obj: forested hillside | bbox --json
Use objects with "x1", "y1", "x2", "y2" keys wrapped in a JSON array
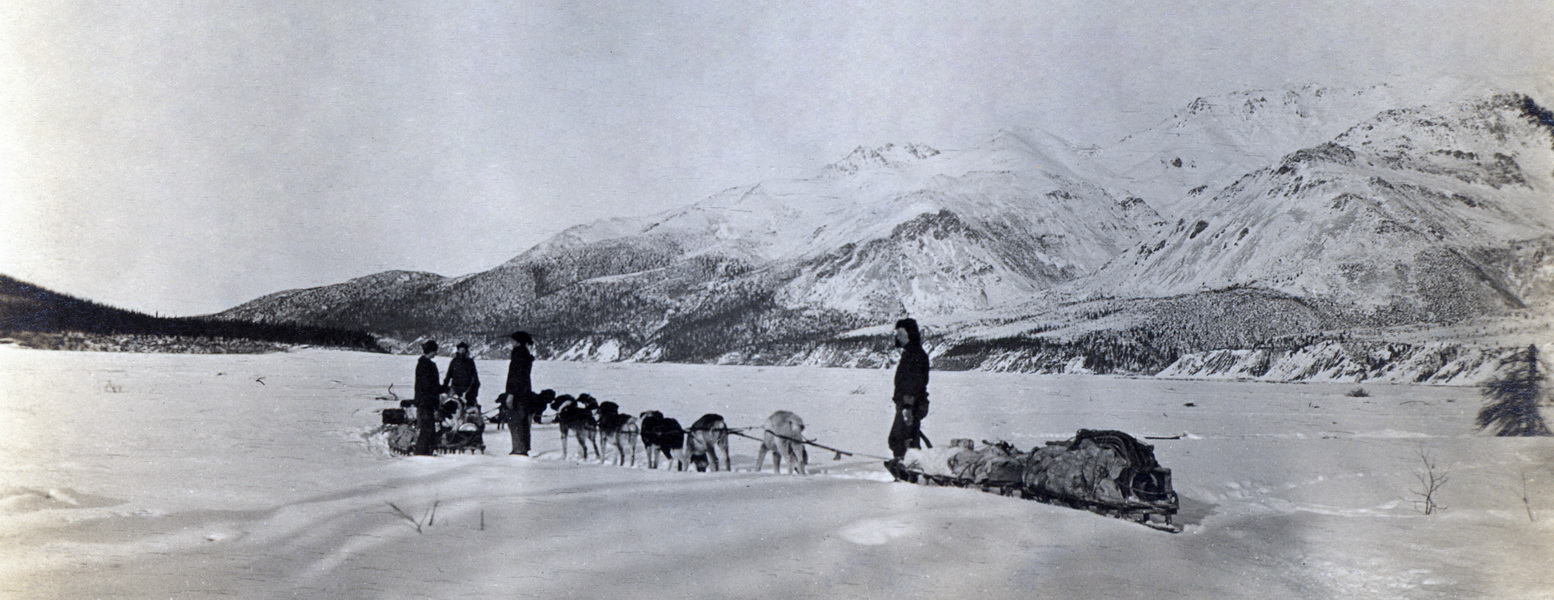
[{"x1": 0, "y1": 275, "x2": 382, "y2": 353}]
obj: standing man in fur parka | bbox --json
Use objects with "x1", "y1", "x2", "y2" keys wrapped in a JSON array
[
  {"x1": 443, "y1": 341, "x2": 481, "y2": 404},
  {"x1": 413, "y1": 339, "x2": 447, "y2": 456},
  {"x1": 504, "y1": 331, "x2": 535, "y2": 456},
  {"x1": 889, "y1": 318, "x2": 931, "y2": 460}
]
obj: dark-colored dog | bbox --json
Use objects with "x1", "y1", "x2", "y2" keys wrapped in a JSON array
[
  {"x1": 638, "y1": 410, "x2": 686, "y2": 471},
  {"x1": 492, "y1": 393, "x2": 512, "y2": 430},
  {"x1": 531, "y1": 389, "x2": 557, "y2": 424},
  {"x1": 551, "y1": 394, "x2": 599, "y2": 460},
  {"x1": 596, "y1": 401, "x2": 640, "y2": 466},
  {"x1": 685, "y1": 413, "x2": 731, "y2": 472}
]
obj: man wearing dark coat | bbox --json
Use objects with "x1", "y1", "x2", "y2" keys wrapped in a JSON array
[
  {"x1": 443, "y1": 342, "x2": 480, "y2": 403},
  {"x1": 888, "y1": 318, "x2": 930, "y2": 460},
  {"x1": 505, "y1": 331, "x2": 535, "y2": 456},
  {"x1": 413, "y1": 340, "x2": 447, "y2": 456}
]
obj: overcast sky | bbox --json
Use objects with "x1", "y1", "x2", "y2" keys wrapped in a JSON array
[{"x1": 3, "y1": 1, "x2": 1551, "y2": 315}]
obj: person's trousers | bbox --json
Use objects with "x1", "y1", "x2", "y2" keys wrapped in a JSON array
[
  {"x1": 509, "y1": 407, "x2": 532, "y2": 455},
  {"x1": 414, "y1": 398, "x2": 438, "y2": 455},
  {"x1": 888, "y1": 407, "x2": 921, "y2": 459}
]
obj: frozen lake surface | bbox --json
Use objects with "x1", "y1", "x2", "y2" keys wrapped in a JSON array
[{"x1": 2, "y1": 346, "x2": 1551, "y2": 598}]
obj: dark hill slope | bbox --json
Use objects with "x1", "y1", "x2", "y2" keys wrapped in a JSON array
[{"x1": 0, "y1": 274, "x2": 382, "y2": 352}]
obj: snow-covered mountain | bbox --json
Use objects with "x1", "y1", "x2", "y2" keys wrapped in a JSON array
[
  {"x1": 495, "y1": 130, "x2": 1157, "y2": 318},
  {"x1": 1095, "y1": 84, "x2": 1415, "y2": 218},
  {"x1": 219, "y1": 84, "x2": 1554, "y2": 378},
  {"x1": 1086, "y1": 91, "x2": 1554, "y2": 324},
  {"x1": 223, "y1": 128, "x2": 1162, "y2": 357}
]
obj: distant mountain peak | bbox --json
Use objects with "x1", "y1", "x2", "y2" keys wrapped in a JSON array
[
  {"x1": 820, "y1": 142, "x2": 940, "y2": 176},
  {"x1": 1173, "y1": 84, "x2": 1396, "y2": 121},
  {"x1": 1086, "y1": 84, "x2": 1554, "y2": 323}
]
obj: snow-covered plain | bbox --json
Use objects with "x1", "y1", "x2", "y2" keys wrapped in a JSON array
[{"x1": 3, "y1": 346, "x2": 1551, "y2": 599}]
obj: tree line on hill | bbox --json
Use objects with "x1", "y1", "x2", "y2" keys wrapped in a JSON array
[{"x1": 0, "y1": 274, "x2": 382, "y2": 352}]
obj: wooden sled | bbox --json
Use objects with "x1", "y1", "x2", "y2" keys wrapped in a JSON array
[
  {"x1": 380, "y1": 399, "x2": 487, "y2": 455},
  {"x1": 884, "y1": 429, "x2": 1180, "y2": 533}
]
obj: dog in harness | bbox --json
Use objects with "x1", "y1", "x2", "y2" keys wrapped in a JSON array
[
  {"x1": 685, "y1": 413, "x2": 731, "y2": 472},
  {"x1": 596, "y1": 401, "x2": 640, "y2": 466},
  {"x1": 638, "y1": 410, "x2": 686, "y2": 471},
  {"x1": 756, "y1": 410, "x2": 808, "y2": 475},
  {"x1": 551, "y1": 394, "x2": 600, "y2": 460}
]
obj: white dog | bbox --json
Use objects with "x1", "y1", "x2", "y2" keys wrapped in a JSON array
[{"x1": 755, "y1": 410, "x2": 808, "y2": 475}]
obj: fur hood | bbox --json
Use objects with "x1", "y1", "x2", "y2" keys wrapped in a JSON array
[{"x1": 895, "y1": 318, "x2": 922, "y2": 345}]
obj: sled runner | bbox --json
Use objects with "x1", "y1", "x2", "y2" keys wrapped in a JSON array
[
  {"x1": 884, "y1": 429, "x2": 1180, "y2": 533},
  {"x1": 380, "y1": 394, "x2": 487, "y2": 455}
]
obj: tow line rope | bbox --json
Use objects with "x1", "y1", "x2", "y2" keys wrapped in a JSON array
[{"x1": 463, "y1": 414, "x2": 893, "y2": 462}]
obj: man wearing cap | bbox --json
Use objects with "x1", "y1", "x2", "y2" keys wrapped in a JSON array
[
  {"x1": 888, "y1": 318, "x2": 931, "y2": 460},
  {"x1": 443, "y1": 342, "x2": 481, "y2": 404},
  {"x1": 413, "y1": 340, "x2": 447, "y2": 456},
  {"x1": 505, "y1": 331, "x2": 535, "y2": 456}
]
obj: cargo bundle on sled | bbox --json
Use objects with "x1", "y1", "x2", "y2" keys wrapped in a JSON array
[
  {"x1": 379, "y1": 394, "x2": 487, "y2": 455},
  {"x1": 884, "y1": 429, "x2": 1179, "y2": 532}
]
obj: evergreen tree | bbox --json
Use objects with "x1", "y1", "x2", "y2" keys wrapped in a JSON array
[{"x1": 1477, "y1": 345, "x2": 1552, "y2": 436}]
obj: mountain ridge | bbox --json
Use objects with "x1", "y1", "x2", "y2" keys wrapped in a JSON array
[{"x1": 215, "y1": 83, "x2": 1554, "y2": 381}]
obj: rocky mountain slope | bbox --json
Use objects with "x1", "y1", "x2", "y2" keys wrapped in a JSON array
[
  {"x1": 1086, "y1": 92, "x2": 1554, "y2": 323},
  {"x1": 1096, "y1": 84, "x2": 1414, "y2": 218},
  {"x1": 217, "y1": 85, "x2": 1554, "y2": 381}
]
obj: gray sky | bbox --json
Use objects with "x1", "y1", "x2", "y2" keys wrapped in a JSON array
[{"x1": 3, "y1": 1, "x2": 1551, "y2": 315}]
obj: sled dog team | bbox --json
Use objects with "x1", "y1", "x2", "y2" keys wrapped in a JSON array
[
  {"x1": 506, "y1": 390, "x2": 808, "y2": 475},
  {"x1": 412, "y1": 317, "x2": 928, "y2": 469}
]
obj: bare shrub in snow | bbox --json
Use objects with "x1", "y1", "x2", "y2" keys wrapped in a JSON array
[
  {"x1": 1412, "y1": 447, "x2": 1449, "y2": 515},
  {"x1": 387, "y1": 501, "x2": 439, "y2": 533}
]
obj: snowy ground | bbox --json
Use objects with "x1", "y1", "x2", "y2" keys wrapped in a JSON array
[{"x1": 2, "y1": 346, "x2": 1552, "y2": 599}]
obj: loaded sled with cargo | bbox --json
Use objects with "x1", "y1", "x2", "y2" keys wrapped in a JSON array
[
  {"x1": 379, "y1": 394, "x2": 488, "y2": 455},
  {"x1": 884, "y1": 429, "x2": 1180, "y2": 533}
]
